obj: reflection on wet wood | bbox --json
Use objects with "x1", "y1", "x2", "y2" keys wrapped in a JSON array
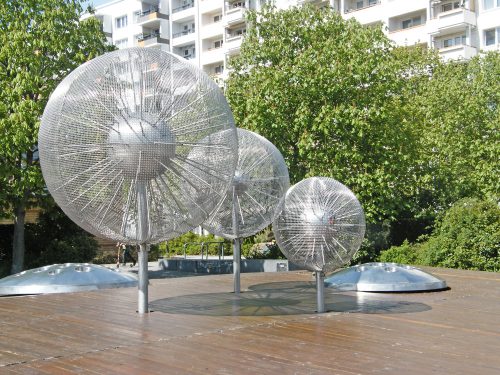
[{"x1": 0, "y1": 267, "x2": 499, "y2": 374}]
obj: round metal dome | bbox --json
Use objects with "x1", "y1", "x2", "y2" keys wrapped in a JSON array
[
  {"x1": 202, "y1": 128, "x2": 290, "y2": 239},
  {"x1": 325, "y1": 263, "x2": 447, "y2": 292},
  {"x1": 273, "y1": 177, "x2": 365, "y2": 273},
  {"x1": 0, "y1": 263, "x2": 137, "y2": 295},
  {"x1": 38, "y1": 48, "x2": 238, "y2": 244}
]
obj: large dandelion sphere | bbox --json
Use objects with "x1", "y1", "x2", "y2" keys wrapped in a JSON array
[
  {"x1": 202, "y1": 128, "x2": 290, "y2": 239},
  {"x1": 38, "y1": 48, "x2": 238, "y2": 244},
  {"x1": 273, "y1": 177, "x2": 365, "y2": 273}
]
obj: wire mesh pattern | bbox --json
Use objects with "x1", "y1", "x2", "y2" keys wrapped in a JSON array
[
  {"x1": 202, "y1": 129, "x2": 290, "y2": 239},
  {"x1": 273, "y1": 177, "x2": 365, "y2": 273},
  {"x1": 39, "y1": 48, "x2": 238, "y2": 244}
]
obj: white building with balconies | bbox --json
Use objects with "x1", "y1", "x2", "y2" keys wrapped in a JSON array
[{"x1": 85, "y1": 0, "x2": 500, "y2": 83}]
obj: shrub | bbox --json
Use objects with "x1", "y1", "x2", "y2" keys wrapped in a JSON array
[
  {"x1": 159, "y1": 231, "x2": 230, "y2": 258},
  {"x1": 420, "y1": 198, "x2": 499, "y2": 271},
  {"x1": 24, "y1": 205, "x2": 99, "y2": 269},
  {"x1": 379, "y1": 198, "x2": 500, "y2": 271},
  {"x1": 379, "y1": 240, "x2": 420, "y2": 264}
]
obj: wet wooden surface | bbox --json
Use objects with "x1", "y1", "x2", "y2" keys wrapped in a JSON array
[{"x1": 0, "y1": 267, "x2": 499, "y2": 374}]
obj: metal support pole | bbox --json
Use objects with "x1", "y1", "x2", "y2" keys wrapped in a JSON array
[
  {"x1": 316, "y1": 271, "x2": 325, "y2": 313},
  {"x1": 231, "y1": 186, "x2": 241, "y2": 294},
  {"x1": 233, "y1": 238, "x2": 241, "y2": 294},
  {"x1": 137, "y1": 182, "x2": 150, "y2": 314},
  {"x1": 138, "y1": 243, "x2": 149, "y2": 314}
]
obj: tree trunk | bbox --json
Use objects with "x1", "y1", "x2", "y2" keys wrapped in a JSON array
[{"x1": 11, "y1": 199, "x2": 26, "y2": 274}]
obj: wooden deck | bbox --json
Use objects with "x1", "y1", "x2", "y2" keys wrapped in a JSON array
[{"x1": 0, "y1": 267, "x2": 499, "y2": 374}]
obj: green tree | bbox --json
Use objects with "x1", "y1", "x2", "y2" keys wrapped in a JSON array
[
  {"x1": 226, "y1": 5, "x2": 440, "y2": 223},
  {"x1": 379, "y1": 198, "x2": 500, "y2": 272},
  {"x1": 415, "y1": 52, "x2": 500, "y2": 209},
  {"x1": 0, "y1": 0, "x2": 113, "y2": 274}
]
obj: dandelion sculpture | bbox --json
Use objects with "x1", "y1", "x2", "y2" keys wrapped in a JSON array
[
  {"x1": 273, "y1": 177, "x2": 365, "y2": 313},
  {"x1": 202, "y1": 128, "x2": 290, "y2": 293},
  {"x1": 38, "y1": 48, "x2": 238, "y2": 313}
]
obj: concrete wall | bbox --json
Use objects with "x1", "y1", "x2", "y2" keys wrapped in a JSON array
[{"x1": 159, "y1": 258, "x2": 304, "y2": 274}]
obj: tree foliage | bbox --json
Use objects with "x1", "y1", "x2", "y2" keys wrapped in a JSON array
[
  {"x1": 0, "y1": 201, "x2": 99, "y2": 278},
  {"x1": 226, "y1": 5, "x2": 440, "y2": 222},
  {"x1": 380, "y1": 198, "x2": 500, "y2": 272},
  {"x1": 414, "y1": 52, "x2": 500, "y2": 209},
  {"x1": 0, "y1": 0, "x2": 114, "y2": 273}
]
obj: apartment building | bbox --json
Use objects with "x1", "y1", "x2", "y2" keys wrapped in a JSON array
[
  {"x1": 340, "y1": 0, "x2": 500, "y2": 61},
  {"x1": 84, "y1": 0, "x2": 266, "y2": 85},
  {"x1": 85, "y1": 0, "x2": 500, "y2": 82}
]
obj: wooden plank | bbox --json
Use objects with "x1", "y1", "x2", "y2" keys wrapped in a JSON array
[{"x1": 0, "y1": 268, "x2": 499, "y2": 374}]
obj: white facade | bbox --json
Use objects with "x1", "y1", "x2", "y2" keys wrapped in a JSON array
[{"x1": 86, "y1": 0, "x2": 500, "y2": 82}]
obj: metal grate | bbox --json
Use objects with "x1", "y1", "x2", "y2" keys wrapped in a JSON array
[
  {"x1": 39, "y1": 48, "x2": 238, "y2": 244},
  {"x1": 274, "y1": 177, "x2": 366, "y2": 273},
  {"x1": 202, "y1": 128, "x2": 290, "y2": 239}
]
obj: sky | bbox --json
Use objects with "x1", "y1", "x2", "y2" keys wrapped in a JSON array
[{"x1": 82, "y1": 0, "x2": 112, "y2": 9}]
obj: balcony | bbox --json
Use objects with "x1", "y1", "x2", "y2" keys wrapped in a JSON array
[
  {"x1": 171, "y1": 1, "x2": 195, "y2": 22},
  {"x1": 388, "y1": 12, "x2": 427, "y2": 46},
  {"x1": 136, "y1": 32, "x2": 169, "y2": 47},
  {"x1": 224, "y1": 35, "x2": 242, "y2": 55},
  {"x1": 172, "y1": 1, "x2": 194, "y2": 14},
  {"x1": 171, "y1": 28, "x2": 196, "y2": 47},
  {"x1": 201, "y1": 47, "x2": 225, "y2": 65},
  {"x1": 343, "y1": 0, "x2": 383, "y2": 25},
  {"x1": 224, "y1": 1, "x2": 247, "y2": 25},
  {"x1": 172, "y1": 28, "x2": 195, "y2": 38},
  {"x1": 344, "y1": 0, "x2": 380, "y2": 14},
  {"x1": 428, "y1": 8, "x2": 476, "y2": 36},
  {"x1": 200, "y1": 0, "x2": 222, "y2": 14},
  {"x1": 438, "y1": 44, "x2": 477, "y2": 61},
  {"x1": 136, "y1": 8, "x2": 169, "y2": 27},
  {"x1": 201, "y1": 21, "x2": 223, "y2": 39},
  {"x1": 389, "y1": 24, "x2": 428, "y2": 46}
]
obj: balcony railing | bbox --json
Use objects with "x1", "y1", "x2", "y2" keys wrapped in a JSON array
[
  {"x1": 172, "y1": 1, "x2": 194, "y2": 13},
  {"x1": 226, "y1": 1, "x2": 246, "y2": 11},
  {"x1": 136, "y1": 31, "x2": 163, "y2": 42},
  {"x1": 172, "y1": 29, "x2": 195, "y2": 38},
  {"x1": 344, "y1": 0, "x2": 380, "y2": 14},
  {"x1": 137, "y1": 7, "x2": 159, "y2": 18}
]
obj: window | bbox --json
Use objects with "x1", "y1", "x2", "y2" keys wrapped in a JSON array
[
  {"x1": 115, "y1": 15, "x2": 128, "y2": 29},
  {"x1": 443, "y1": 34, "x2": 465, "y2": 48},
  {"x1": 215, "y1": 65, "x2": 224, "y2": 74},
  {"x1": 402, "y1": 16, "x2": 422, "y2": 29},
  {"x1": 213, "y1": 14, "x2": 222, "y2": 22},
  {"x1": 114, "y1": 38, "x2": 128, "y2": 49},
  {"x1": 214, "y1": 40, "x2": 223, "y2": 48},
  {"x1": 442, "y1": 1, "x2": 461, "y2": 12},
  {"x1": 356, "y1": 1, "x2": 364, "y2": 9},
  {"x1": 484, "y1": 0, "x2": 500, "y2": 10},
  {"x1": 133, "y1": 11, "x2": 141, "y2": 23},
  {"x1": 484, "y1": 28, "x2": 498, "y2": 46},
  {"x1": 231, "y1": 1, "x2": 244, "y2": 8},
  {"x1": 182, "y1": 45, "x2": 195, "y2": 59}
]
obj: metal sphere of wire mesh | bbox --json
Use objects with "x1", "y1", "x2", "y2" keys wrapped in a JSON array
[
  {"x1": 273, "y1": 177, "x2": 366, "y2": 273},
  {"x1": 202, "y1": 128, "x2": 290, "y2": 239},
  {"x1": 39, "y1": 48, "x2": 238, "y2": 244}
]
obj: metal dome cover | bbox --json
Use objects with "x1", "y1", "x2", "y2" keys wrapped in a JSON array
[
  {"x1": 202, "y1": 128, "x2": 290, "y2": 239},
  {"x1": 0, "y1": 263, "x2": 137, "y2": 295},
  {"x1": 38, "y1": 47, "x2": 238, "y2": 244},
  {"x1": 274, "y1": 177, "x2": 366, "y2": 273},
  {"x1": 325, "y1": 262, "x2": 447, "y2": 292}
]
